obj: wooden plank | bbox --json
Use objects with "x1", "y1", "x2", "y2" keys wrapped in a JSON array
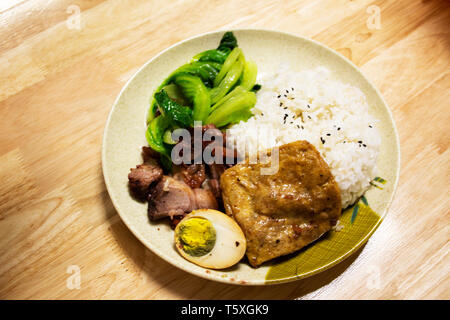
[{"x1": 0, "y1": 0, "x2": 448, "y2": 299}]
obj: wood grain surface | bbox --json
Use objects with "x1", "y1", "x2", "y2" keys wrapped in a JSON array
[{"x1": 0, "y1": 0, "x2": 449, "y2": 299}]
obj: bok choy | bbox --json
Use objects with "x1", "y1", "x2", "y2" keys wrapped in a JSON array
[{"x1": 145, "y1": 31, "x2": 260, "y2": 158}]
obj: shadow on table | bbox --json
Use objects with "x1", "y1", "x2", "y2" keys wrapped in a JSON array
[{"x1": 100, "y1": 175, "x2": 364, "y2": 300}]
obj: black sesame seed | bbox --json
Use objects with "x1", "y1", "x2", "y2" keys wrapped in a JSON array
[
  {"x1": 277, "y1": 95, "x2": 281, "y2": 98},
  {"x1": 290, "y1": 122, "x2": 293, "y2": 124},
  {"x1": 301, "y1": 126, "x2": 304, "y2": 129},
  {"x1": 283, "y1": 107, "x2": 287, "y2": 110},
  {"x1": 320, "y1": 137, "x2": 325, "y2": 144},
  {"x1": 235, "y1": 241, "x2": 240, "y2": 247},
  {"x1": 337, "y1": 127, "x2": 341, "y2": 131},
  {"x1": 291, "y1": 87, "x2": 294, "y2": 91},
  {"x1": 363, "y1": 144, "x2": 367, "y2": 147},
  {"x1": 284, "y1": 94, "x2": 287, "y2": 97},
  {"x1": 308, "y1": 115, "x2": 311, "y2": 119},
  {"x1": 326, "y1": 133, "x2": 331, "y2": 136},
  {"x1": 297, "y1": 125, "x2": 300, "y2": 129},
  {"x1": 286, "y1": 89, "x2": 289, "y2": 93},
  {"x1": 369, "y1": 125, "x2": 373, "y2": 128},
  {"x1": 358, "y1": 140, "x2": 362, "y2": 144},
  {"x1": 307, "y1": 105, "x2": 310, "y2": 108}
]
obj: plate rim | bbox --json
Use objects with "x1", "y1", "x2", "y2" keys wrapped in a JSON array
[{"x1": 102, "y1": 28, "x2": 401, "y2": 286}]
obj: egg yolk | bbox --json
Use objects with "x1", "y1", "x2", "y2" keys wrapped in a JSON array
[{"x1": 177, "y1": 217, "x2": 216, "y2": 257}]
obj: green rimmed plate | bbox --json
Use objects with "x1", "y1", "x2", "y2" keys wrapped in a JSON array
[{"x1": 102, "y1": 29, "x2": 400, "y2": 285}]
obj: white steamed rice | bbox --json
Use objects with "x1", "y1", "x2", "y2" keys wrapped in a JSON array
[{"x1": 227, "y1": 65, "x2": 381, "y2": 208}]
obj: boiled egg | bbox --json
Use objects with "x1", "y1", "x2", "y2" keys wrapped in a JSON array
[{"x1": 174, "y1": 209, "x2": 246, "y2": 269}]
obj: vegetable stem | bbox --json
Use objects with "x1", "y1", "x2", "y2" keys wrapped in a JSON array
[
  {"x1": 173, "y1": 74, "x2": 211, "y2": 123},
  {"x1": 213, "y1": 47, "x2": 242, "y2": 87},
  {"x1": 210, "y1": 56, "x2": 245, "y2": 104},
  {"x1": 206, "y1": 91, "x2": 256, "y2": 127}
]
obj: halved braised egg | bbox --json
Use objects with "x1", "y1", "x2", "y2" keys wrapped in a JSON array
[{"x1": 174, "y1": 209, "x2": 246, "y2": 269}]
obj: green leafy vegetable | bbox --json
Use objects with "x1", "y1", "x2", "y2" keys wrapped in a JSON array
[
  {"x1": 210, "y1": 56, "x2": 244, "y2": 104},
  {"x1": 162, "y1": 83, "x2": 189, "y2": 106},
  {"x1": 206, "y1": 91, "x2": 256, "y2": 127},
  {"x1": 146, "y1": 115, "x2": 171, "y2": 155},
  {"x1": 217, "y1": 31, "x2": 238, "y2": 52},
  {"x1": 173, "y1": 74, "x2": 211, "y2": 122},
  {"x1": 192, "y1": 49, "x2": 229, "y2": 64},
  {"x1": 147, "y1": 62, "x2": 220, "y2": 123},
  {"x1": 163, "y1": 129, "x2": 178, "y2": 145},
  {"x1": 173, "y1": 61, "x2": 221, "y2": 87},
  {"x1": 147, "y1": 97, "x2": 161, "y2": 124},
  {"x1": 240, "y1": 60, "x2": 257, "y2": 91},
  {"x1": 145, "y1": 31, "x2": 258, "y2": 160},
  {"x1": 213, "y1": 47, "x2": 242, "y2": 87},
  {"x1": 154, "y1": 90, "x2": 193, "y2": 127},
  {"x1": 192, "y1": 32, "x2": 238, "y2": 63},
  {"x1": 210, "y1": 85, "x2": 247, "y2": 113}
]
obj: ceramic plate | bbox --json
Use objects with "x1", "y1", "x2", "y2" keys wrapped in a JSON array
[{"x1": 102, "y1": 29, "x2": 400, "y2": 285}]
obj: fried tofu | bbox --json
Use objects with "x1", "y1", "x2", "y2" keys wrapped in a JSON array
[{"x1": 220, "y1": 140, "x2": 342, "y2": 267}]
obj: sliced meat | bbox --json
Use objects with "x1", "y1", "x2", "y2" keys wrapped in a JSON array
[
  {"x1": 210, "y1": 145, "x2": 240, "y2": 165},
  {"x1": 193, "y1": 188, "x2": 218, "y2": 210},
  {"x1": 128, "y1": 163, "x2": 163, "y2": 199},
  {"x1": 135, "y1": 124, "x2": 239, "y2": 223},
  {"x1": 175, "y1": 124, "x2": 234, "y2": 165},
  {"x1": 201, "y1": 123, "x2": 219, "y2": 133},
  {"x1": 166, "y1": 189, "x2": 217, "y2": 229},
  {"x1": 173, "y1": 139, "x2": 193, "y2": 163},
  {"x1": 207, "y1": 179, "x2": 221, "y2": 199},
  {"x1": 209, "y1": 163, "x2": 225, "y2": 179},
  {"x1": 142, "y1": 146, "x2": 160, "y2": 163},
  {"x1": 148, "y1": 177, "x2": 219, "y2": 223},
  {"x1": 206, "y1": 163, "x2": 225, "y2": 199},
  {"x1": 181, "y1": 164, "x2": 206, "y2": 189},
  {"x1": 148, "y1": 176, "x2": 196, "y2": 221},
  {"x1": 202, "y1": 125, "x2": 223, "y2": 150}
]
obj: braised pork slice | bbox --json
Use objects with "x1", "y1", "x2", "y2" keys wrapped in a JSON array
[
  {"x1": 193, "y1": 188, "x2": 218, "y2": 210},
  {"x1": 148, "y1": 177, "x2": 196, "y2": 220},
  {"x1": 220, "y1": 140, "x2": 342, "y2": 267},
  {"x1": 180, "y1": 164, "x2": 206, "y2": 189},
  {"x1": 148, "y1": 176, "x2": 218, "y2": 221},
  {"x1": 128, "y1": 164, "x2": 163, "y2": 199}
]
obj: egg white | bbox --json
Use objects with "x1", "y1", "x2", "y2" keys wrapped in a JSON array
[{"x1": 175, "y1": 209, "x2": 246, "y2": 269}]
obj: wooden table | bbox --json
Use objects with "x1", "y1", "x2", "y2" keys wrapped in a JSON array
[{"x1": 0, "y1": 0, "x2": 449, "y2": 300}]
